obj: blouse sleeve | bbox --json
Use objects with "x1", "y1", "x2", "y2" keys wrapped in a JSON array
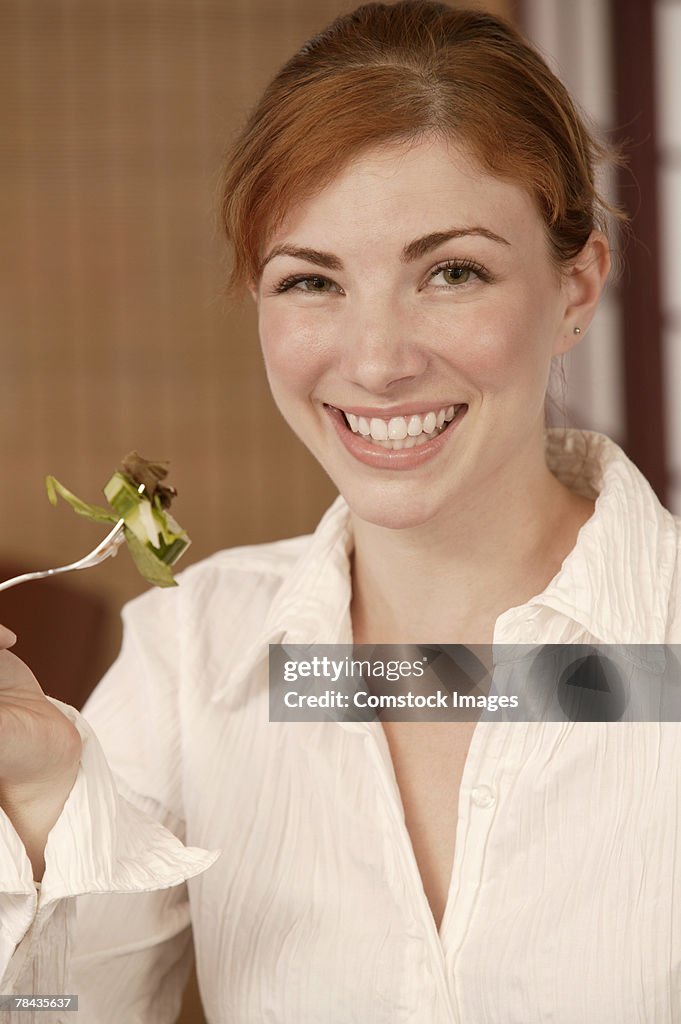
[{"x1": 0, "y1": 579, "x2": 221, "y2": 1023}]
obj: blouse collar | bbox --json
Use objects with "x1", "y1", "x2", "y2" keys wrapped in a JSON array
[
  {"x1": 216, "y1": 429, "x2": 678, "y2": 701},
  {"x1": 508, "y1": 429, "x2": 678, "y2": 645}
]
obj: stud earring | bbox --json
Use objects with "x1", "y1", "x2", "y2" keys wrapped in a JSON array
[{"x1": 573, "y1": 326, "x2": 582, "y2": 335}]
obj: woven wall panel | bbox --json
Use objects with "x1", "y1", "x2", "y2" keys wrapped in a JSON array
[
  {"x1": 0, "y1": 1, "x2": 513, "y2": 1018},
  {"x1": 1, "y1": 0, "x2": 348, "y2": 670},
  {"x1": 1, "y1": 0, "x2": 512, "y2": 680}
]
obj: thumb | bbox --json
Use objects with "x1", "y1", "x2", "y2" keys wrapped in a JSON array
[{"x1": 0, "y1": 625, "x2": 18, "y2": 649}]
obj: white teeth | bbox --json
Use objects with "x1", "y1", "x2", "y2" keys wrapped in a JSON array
[
  {"x1": 388, "y1": 416, "x2": 408, "y2": 439},
  {"x1": 369, "y1": 417, "x2": 388, "y2": 440},
  {"x1": 341, "y1": 403, "x2": 465, "y2": 448}
]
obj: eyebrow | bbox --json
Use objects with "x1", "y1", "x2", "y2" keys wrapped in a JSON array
[{"x1": 259, "y1": 226, "x2": 511, "y2": 275}]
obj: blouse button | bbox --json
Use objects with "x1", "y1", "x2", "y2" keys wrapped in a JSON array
[{"x1": 471, "y1": 784, "x2": 496, "y2": 808}]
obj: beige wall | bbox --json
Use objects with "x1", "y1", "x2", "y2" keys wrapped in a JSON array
[
  {"x1": 0, "y1": 0, "x2": 513, "y2": 680},
  {"x1": 0, "y1": 2, "x2": 512, "y2": 1020}
]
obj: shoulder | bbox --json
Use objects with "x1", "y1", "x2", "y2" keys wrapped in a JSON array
[
  {"x1": 120, "y1": 495, "x2": 351, "y2": 636},
  {"x1": 547, "y1": 430, "x2": 681, "y2": 643},
  {"x1": 117, "y1": 532, "x2": 317, "y2": 646},
  {"x1": 179, "y1": 532, "x2": 312, "y2": 587},
  {"x1": 125, "y1": 531, "x2": 314, "y2": 607}
]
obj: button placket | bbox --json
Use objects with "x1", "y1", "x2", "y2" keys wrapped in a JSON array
[
  {"x1": 442, "y1": 722, "x2": 509, "y2": 1020},
  {"x1": 364, "y1": 725, "x2": 457, "y2": 1023}
]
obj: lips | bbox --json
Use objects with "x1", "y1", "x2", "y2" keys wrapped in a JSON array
[{"x1": 324, "y1": 402, "x2": 468, "y2": 468}]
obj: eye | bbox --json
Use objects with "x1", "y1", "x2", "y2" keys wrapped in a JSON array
[
  {"x1": 427, "y1": 258, "x2": 491, "y2": 289},
  {"x1": 271, "y1": 274, "x2": 341, "y2": 295}
]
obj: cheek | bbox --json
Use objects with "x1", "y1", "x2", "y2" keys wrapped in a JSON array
[
  {"x1": 442, "y1": 322, "x2": 538, "y2": 391},
  {"x1": 440, "y1": 294, "x2": 555, "y2": 393},
  {"x1": 258, "y1": 307, "x2": 333, "y2": 398}
]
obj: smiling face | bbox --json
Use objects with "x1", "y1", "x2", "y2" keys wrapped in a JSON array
[{"x1": 251, "y1": 136, "x2": 601, "y2": 531}]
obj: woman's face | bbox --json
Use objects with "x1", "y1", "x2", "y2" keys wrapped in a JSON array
[{"x1": 252, "y1": 137, "x2": 595, "y2": 530}]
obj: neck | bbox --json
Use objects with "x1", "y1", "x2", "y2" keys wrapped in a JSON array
[{"x1": 350, "y1": 456, "x2": 594, "y2": 646}]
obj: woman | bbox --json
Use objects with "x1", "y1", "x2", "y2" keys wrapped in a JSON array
[{"x1": 1, "y1": 3, "x2": 679, "y2": 1022}]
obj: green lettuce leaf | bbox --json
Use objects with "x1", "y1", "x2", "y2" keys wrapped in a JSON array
[
  {"x1": 123, "y1": 527, "x2": 178, "y2": 588},
  {"x1": 45, "y1": 458, "x2": 191, "y2": 589},
  {"x1": 45, "y1": 475, "x2": 118, "y2": 524}
]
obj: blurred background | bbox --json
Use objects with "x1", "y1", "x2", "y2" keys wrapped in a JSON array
[{"x1": 0, "y1": 0, "x2": 678, "y2": 1020}]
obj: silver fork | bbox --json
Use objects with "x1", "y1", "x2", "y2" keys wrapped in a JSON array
[
  {"x1": 0, "y1": 483, "x2": 145, "y2": 593},
  {"x1": 0, "y1": 519, "x2": 127, "y2": 592}
]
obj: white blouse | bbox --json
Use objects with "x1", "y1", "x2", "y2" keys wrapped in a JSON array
[{"x1": 1, "y1": 429, "x2": 681, "y2": 1024}]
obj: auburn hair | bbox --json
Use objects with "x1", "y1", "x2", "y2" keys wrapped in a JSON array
[{"x1": 221, "y1": 1, "x2": 626, "y2": 294}]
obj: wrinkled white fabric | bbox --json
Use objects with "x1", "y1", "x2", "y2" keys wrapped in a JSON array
[{"x1": 1, "y1": 428, "x2": 680, "y2": 1023}]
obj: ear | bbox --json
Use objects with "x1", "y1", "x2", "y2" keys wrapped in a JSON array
[
  {"x1": 553, "y1": 230, "x2": 612, "y2": 355},
  {"x1": 247, "y1": 281, "x2": 258, "y2": 304}
]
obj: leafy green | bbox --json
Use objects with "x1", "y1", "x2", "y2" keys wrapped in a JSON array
[
  {"x1": 123, "y1": 527, "x2": 178, "y2": 588},
  {"x1": 45, "y1": 454, "x2": 191, "y2": 588},
  {"x1": 119, "y1": 451, "x2": 177, "y2": 509},
  {"x1": 45, "y1": 476, "x2": 118, "y2": 524}
]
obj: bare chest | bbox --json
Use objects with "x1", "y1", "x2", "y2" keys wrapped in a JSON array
[{"x1": 380, "y1": 719, "x2": 479, "y2": 933}]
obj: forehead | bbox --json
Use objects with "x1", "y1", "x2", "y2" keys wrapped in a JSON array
[{"x1": 266, "y1": 137, "x2": 546, "y2": 255}]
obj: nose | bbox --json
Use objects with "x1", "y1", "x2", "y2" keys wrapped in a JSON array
[{"x1": 338, "y1": 297, "x2": 429, "y2": 395}]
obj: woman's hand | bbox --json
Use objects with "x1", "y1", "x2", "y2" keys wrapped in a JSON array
[
  {"x1": 0, "y1": 625, "x2": 82, "y2": 881},
  {"x1": 0, "y1": 625, "x2": 82, "y2": 791}
]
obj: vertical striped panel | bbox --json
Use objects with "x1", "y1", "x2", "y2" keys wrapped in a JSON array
[
  {"x1": 655, "y1": 0, "x2": 681, "y2": 511},
  {"x1": 659, "y1": 164, "x2": 681, "y2": 321},
  {"x1": 521, "y1": 0, "x2": 625, "y2": 442},
  {"x1": 655, "y1": 0, "x2": 681, "y2": 150}
]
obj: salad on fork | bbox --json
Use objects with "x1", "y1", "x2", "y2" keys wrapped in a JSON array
[{"x1": 0, "y1": 452, "x2": 190, "y2": 592}]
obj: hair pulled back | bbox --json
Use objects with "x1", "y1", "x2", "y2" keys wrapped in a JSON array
[{"x1": 221, "y1": 1, "x2": 625, "y2": 294}]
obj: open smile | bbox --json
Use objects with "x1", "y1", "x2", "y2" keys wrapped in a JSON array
[
  {"x1": 340, "y1": 403, "x2": 465, "y2": 449},
  {"x1": 323, "y1": 402, "x2": 468, "y2": 468}
]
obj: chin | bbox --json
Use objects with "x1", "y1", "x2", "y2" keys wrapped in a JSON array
[{"x1": 340, "y1": 482, "x2": 441, "y2": 532}]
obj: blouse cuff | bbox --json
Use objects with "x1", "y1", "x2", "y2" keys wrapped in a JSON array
[{"x1": 0, "y1": 695, "x2": 220, "y2": 921}]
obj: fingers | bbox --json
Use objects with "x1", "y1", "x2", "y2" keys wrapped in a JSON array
[
  {"x1": 0, "y1": 649, "x2": 43, "y2": 696},
  {"x1": 0, "y1": 625, "x2": 17, "y2": 650}
]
